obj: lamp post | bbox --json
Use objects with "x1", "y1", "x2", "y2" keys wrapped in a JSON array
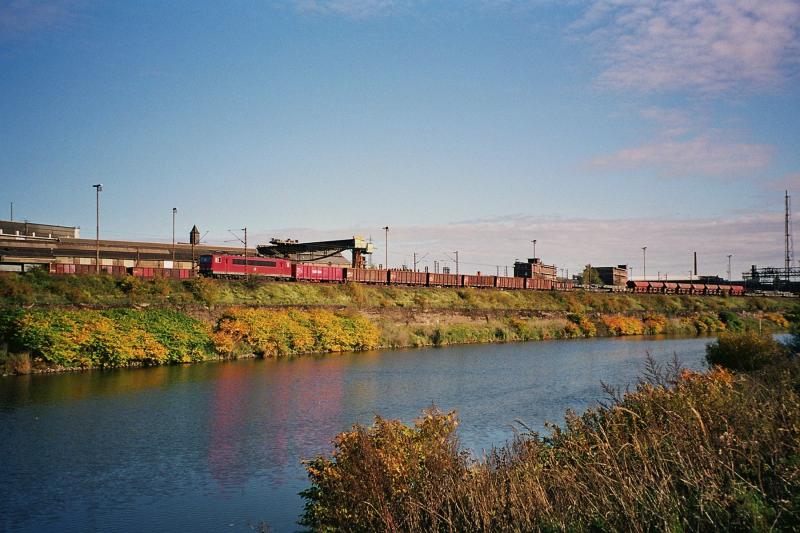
[
  {"x1": 727, "y1": 254, "x2": 733, "y2": 283},
  {"x1": 243, "y1": 227, "x2": 248, "y2": 280},
  {"x1": 642, "y1": 246, "x2": 647, "y2": 281},
  {"x1": 92, "y1": 184, "x2": 103, "y2": 273},
  {"x1": 382, "y1": 226, "x2": 389, "y2": 269},
  {"x1": 172, "y1": 207, "x2": 177, "y2": 262}
]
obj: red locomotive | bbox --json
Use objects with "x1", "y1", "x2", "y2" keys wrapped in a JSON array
[{"x1": 198, "y1": 254, "x2": 292, "y2": 279}]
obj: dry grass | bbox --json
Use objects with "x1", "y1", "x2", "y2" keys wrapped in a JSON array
[
  {"x1": 301, "y1": 357, "x2": 800, "y2": 531},
  {"x1": 0, "y1": 346, "x2": 31, "y2": 375}
]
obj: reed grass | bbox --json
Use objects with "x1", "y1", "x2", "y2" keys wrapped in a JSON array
[{"x1": 301, "y1": 356, "x2": 800, "y2": 531}]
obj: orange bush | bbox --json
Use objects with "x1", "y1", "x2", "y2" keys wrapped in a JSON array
[
  {"x1": 602, "y1": 315, "x2": 645, "y2": 336},
  {"x1": 213, "y1": 308, "x2": 380, "y2": 358}
]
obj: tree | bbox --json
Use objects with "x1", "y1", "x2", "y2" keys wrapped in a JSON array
[{"x1": 580, "y1": 265, "x2": 602, "y2": 286}]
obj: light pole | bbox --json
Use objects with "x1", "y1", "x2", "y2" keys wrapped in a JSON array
[
  {"x1": 243, "y1": 227, "x2": 248, "y2": 279},
  {"x1": 172, "y1": 207, "x2": 177, "y2": 262},
  {"x1": 382, "y1": 226, "x2": 389, "y2": 269},
  {"x1": 92, "y1": 184, "x2": 103, "y2": 273},
  {"x1": 228, "y1": 227, "x2": 248, "y2": 280},
  {"x1": 532, "y1": 239, "x2": 537, "y2": 260},
  {"x1": 727, "y1": 254, "x2": 732, "y2": 282},
  {"x1": 642, "y1": 246, "x2": 647, "y2": 280}
]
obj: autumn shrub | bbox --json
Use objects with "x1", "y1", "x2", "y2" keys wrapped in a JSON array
[
  {"x1": 763, "y1": 312, "x2": 790, "y2": 330},
  {"x1": 301, "y1": 409, "x2": 466, "y2": 531},
  {"x1": 602, "y1": 314, "x2": 645, "y2": 336},
  {"x1": 212, "y1": 308, "x2": 380, "y2": 358},
  {"x1": 0, "y1": 308, "x2": 214, "y2": 369},
  {"x1": 642, "y1": 313, "x2": 667, "y2": 334},
  {"x1": 347, "y1": 281, "x2": 368, "y2": 307},
  {"x1": 0, "y1": 273, "x2": 36, "y2": 304},
  {"x1": 184, "y1": 276, "x2": 223, "y2": 305},
  {"x1": 301, "y1": 359, "x2": 800, "y2": 531},
  {"x1": 718, "y1": 310, "x2": 744, "y2": 331},
  {"x1": 692, "y1": 313, "x2": 725, "y2": 333},
  {"x1": 706, "y1": 331, "x2": 788, "y2": 371},
  {"x1": 567, "y1": 313, "x2": 597, "y2": 337}
]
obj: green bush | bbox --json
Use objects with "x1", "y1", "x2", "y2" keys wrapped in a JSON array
[
  {"x1": 706, "y1": 331, "x2": 787, "y2": 371},
  {"x1": 718, "y1": 310, "x2": 744, "y2": 331}
]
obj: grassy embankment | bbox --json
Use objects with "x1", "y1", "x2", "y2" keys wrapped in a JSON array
[
  {"x1": 300, "y1": 332, "x2": 800, "y2": 531},
  {"x1": 0, "y1": 271, "x2": 794, "y2": 374}
]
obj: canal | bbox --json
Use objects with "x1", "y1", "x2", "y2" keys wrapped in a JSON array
[{"x1": 1, "y1": 335, "x2": 713, "y2": 532}]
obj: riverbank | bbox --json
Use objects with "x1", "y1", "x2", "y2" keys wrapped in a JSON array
[{"x1": 0, "y1": 272, "x2": 794, "y2": 374}]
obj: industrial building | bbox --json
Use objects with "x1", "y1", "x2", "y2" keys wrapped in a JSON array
[
  {"x1": 594, "y1": 265, "x2": 628, "y2": 286},
  {"x1": 0, "y1": 220, "x2": 350, "y2": 273},
  {"x1": 513, "y1": 258, "x2": 557, "y2": 281},
  {"x1": 0, "y1": 220, "x2": 80, "y2": 239}
]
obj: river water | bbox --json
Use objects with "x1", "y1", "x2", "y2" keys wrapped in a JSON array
[{"x1": 1, "y1": 335, "x2": 713, "y2": 532}]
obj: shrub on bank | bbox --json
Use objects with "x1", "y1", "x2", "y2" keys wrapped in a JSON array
[
  {"x1": 212, "y1": 308, "x2": 380, "y2": 358},
  {"x1": 301, "y1": 409, "x2": 465, "y2": 531},
  {"x1": 0, "y1": 308, "x2": 214, "y2": 369},
  {"x1": 706, "y1": 331, "x2": 788, "y2": 371},
  {"x1": 602, "y1": 314, "x2": 645, "y2": 335},
  {"x1": 301, "y1": 360, "x2": 800, "y2": 531}
]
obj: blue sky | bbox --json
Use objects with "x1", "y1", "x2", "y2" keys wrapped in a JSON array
[{"x1": 1, "y1": 0, "x2": 799, "y2": 279}]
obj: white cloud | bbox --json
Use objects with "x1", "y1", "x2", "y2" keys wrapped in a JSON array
[
  {"x1": 243, "y1": 211, "x2": 787, "y2": 280},
  {"x1": 575, "y1": 0, "x2": 800, "y2": 93},
  {"x1": 586, "y1": 134, "x2": 773, "y2": 177},
  {"x1": 584, "y1": 105, "x2": 773, "y2": 178}
]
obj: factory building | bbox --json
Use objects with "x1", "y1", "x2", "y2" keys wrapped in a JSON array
[
  {"x1": 0, "y1": 220, "x2": 79, "y2": 239},
  {"x1": 595, "y1": 265, "x2": 628, "y2": 286},
  {"x1": 513, "y1": 258, "x2": 557, "y2": 281}
]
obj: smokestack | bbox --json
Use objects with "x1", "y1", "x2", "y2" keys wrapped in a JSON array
[{"x1": 694, "y1": 251, "x2": 697, "y2": 276}]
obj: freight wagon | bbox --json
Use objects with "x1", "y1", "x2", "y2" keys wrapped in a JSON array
[
  {"x1": 130, "y1": 267, "x2": 194, "y2": 279},
  {"x1": 427, "y1": 273, "x2": 461, "y2": 287},
  {"x1": 496, "y1": 276, "x2": 525, "y2": 290},
  {"x1": 293, "y1": 264, "x2": 345, "y2": 282},
  {"x1": 387, "y1": 270, "x2": 428, "y2": 286},
  {"x1": 345, "y1": 268, "x2": 389, "y2": 284},
  {"x1": 50, "y1": 263, "x2": 127, "y2": 276},
  {"x1": 462, "y1": 274, "x2": 495, "y2": 288}
]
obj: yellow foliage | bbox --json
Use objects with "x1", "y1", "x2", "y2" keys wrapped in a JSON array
[
  {"x1": 642, "y1": 313, "x2": 667, "y2": 334},
  {"x1": 213, "y1": 308, "x2": 380, "y2": 358},
  {"x1": 602, "y1": 315, "x2": 645, "y2": 336}
]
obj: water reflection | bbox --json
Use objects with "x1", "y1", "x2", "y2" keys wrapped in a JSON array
[{"x1": 1, "y1": 335, "x2": 713, "y2": 532}]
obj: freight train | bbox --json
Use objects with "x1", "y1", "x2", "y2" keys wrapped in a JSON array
[
  {"x1": 44, "y1": 253, "x2": 747, "y2": 296},
  {"x1": 199, "y1": 253, "x2": 571, "y2": 291}
]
